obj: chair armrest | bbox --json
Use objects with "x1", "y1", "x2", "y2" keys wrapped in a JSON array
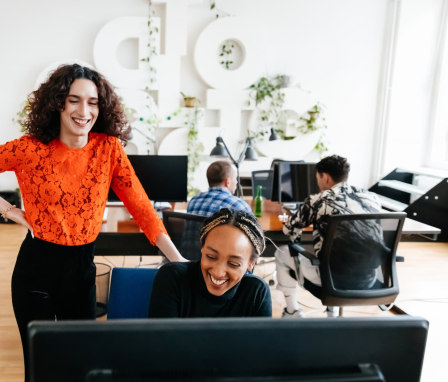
[
  {"x1": 396, "y1": 254, "x2": 405, "y2": 262},
  {"x1": 288, "y1": 242, "x2": 320, "y2": 266}
]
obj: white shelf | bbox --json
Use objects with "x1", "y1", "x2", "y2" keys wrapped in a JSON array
[
  {"x1": 377, "y1": 194, "x2": 408, "y2": 211},
  {"x1": 378, "y1": 180, "x2": 427, "y2": 195}
]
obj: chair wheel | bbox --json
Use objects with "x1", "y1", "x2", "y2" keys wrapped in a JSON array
[{"x1": 269, "y1": 279, "x2": 275, "y2": 286}]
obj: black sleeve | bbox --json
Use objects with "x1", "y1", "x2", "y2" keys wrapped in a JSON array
[{"x1": 148, "y1": 263, "x2": 182, "y2": 318}]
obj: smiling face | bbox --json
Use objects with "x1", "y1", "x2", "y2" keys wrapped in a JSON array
[
  {"x1": 200, "y1": 224, "x2": 255, "y2": 296},
  {"x1": 59, "y1": 78, "x2": 99, "y2": 147}
]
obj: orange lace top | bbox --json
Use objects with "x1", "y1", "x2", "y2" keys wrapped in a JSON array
[{"x1": 0, "y1": 133, "x2": 167, "y2": 246}]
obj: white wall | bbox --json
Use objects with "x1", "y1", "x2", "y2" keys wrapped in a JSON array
[{"x1": 0, "y1": 0, "x2": 442, "y2": 191}]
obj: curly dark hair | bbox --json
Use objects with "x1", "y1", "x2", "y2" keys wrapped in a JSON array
[
  {"x1": 315, "y1": 155, "x2": 350, "y2": 183},
  {"x1": 22, "y1": 64, "x2": 131, "y2": 145},
  {"x1": 200, "y1": 208, "x2": 266, "y2": 262}
]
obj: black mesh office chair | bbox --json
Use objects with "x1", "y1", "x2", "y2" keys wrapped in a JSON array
[
  {"x1": 251, "y1": 170, "x2": 274, "y2": 199},
  {"x1": 162, "y1": 211, "x2": 206, "y2": 261},
  {"x1": 288, "y1": 212, "x2": 406, "y2": 316}
]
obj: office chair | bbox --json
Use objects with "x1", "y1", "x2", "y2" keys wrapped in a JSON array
[
  {"x1": 251, "y1": 170, "x2": 274, "y2": 199},
  {"x1": 288, "y1": 212, "x2": 406, "y2": 316},
  {"x1": 162, "y1": 211, "x2": 206, "y2": 261},
  {"x1": 107, "y1": 267, "x2": 158, "y2": 319}
]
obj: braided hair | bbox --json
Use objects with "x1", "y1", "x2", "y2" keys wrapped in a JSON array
[{"x1": 200, "y1": 208, "x2": 266, "y2": 261}]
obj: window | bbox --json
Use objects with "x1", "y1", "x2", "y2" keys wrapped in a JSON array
[{"x1": 427, "y1": 1, "x2": 448, "y2": 170}]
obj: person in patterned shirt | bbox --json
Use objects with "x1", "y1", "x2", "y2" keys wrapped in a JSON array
[
  {"x1": 187, "y1": 160, "x2": 252, "y2": 216},
  {"x1": 0, "y1": 64, "x2": 186, "y2": 382},
  {"x1": 276, "y1": 155, "x2": 382, "y2": 318}
]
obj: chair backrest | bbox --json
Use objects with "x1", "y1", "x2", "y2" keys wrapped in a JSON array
[
  {"x1": 162, "y1": 211, "x2": 206, "y2": 261},
  {"x1": 107, "y1": 267, "x2": 158, "y2": 319},
  {"x1": 316, "y1": 212, "x2": 405, "y2": 307},
  {"x1": 251, "y1": 170, "x2": 274, "y2": 199}
]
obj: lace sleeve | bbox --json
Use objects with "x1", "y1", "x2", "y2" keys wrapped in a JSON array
[
  {"x1": 0, "y1": 138, "x2": 24, "y2": 173},
  {"x1": 110, "y1": 139, "x2": 167, "y2": 245}
]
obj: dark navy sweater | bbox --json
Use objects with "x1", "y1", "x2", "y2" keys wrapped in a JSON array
[{"x1": 148, "y1": 261, "x2": 272, "y2": 318}]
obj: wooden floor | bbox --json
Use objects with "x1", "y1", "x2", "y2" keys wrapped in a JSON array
[{"x1": 0, "y1": 224, "x2": 446, "y2": 381}]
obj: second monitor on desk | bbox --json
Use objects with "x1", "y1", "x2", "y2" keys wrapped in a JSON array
[
  {"x1": 271, "y1": 161, "x2": 319, "y2": 209},
  {"x1": 107, "y1": 155, "x2": 188, "y2": 208}
]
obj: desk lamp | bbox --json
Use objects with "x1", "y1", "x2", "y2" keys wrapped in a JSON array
[
  {"x1": 210, "y1": 137, "x2": 258, "y2": 197},
  {"x1": 269, "y1": 128, "x2": 281, "y2": 141}
]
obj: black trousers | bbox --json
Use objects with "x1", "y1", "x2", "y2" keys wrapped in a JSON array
[{"x1": 11, "y1": 232, "x2": 96, "y2": 382}]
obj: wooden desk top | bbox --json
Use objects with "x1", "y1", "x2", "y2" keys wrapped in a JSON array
[{"x1": 104, "y1": 199, "x2": 441, "y2": 238}]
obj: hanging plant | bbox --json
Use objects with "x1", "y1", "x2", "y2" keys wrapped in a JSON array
[
  {"x1": 314, "y1": 137, "x2": 329, "y2": 157},
  {"x1": 208, "y1": 0, "x2": 231, "y2": 19},
  {"x1": 141, "y1": 0, "x2": 158, "y2": 85},
  {"x1": 120, "y1": 100, "x2": 158, "y2": 154},
  {"x1": 137, "y1": 0, "x2": 160, "y2": 153},
  {"x1": 184, "y1": 106, "x2": 205, "y2": 196},
  {"x1": 12, "y1": 100, "x2": 30, "y2": 132},
  {"x1": 290, "y1": 103, "x2": 327, "y2": 134},
  {"x1": 248, "y1": 75, "x2": 287, "y2": 140},
  {"x1": 287, "y1": 102, "x2": 329, "y2": 157},
  {"x1": 219, "y1": 40, "x2": 235, "y2": 70},
  {"x1": 165, "y1": 97, "x2": 204, "y2": 195}
]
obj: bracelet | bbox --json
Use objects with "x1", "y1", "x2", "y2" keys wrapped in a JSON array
[{"x1": 0, "y1": 204, "x2": 16, "y2": 222}]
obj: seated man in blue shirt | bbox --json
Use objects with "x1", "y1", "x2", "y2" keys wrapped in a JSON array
[{"x1": 187, "y1": 160, "x2": 252, "y2": 216}]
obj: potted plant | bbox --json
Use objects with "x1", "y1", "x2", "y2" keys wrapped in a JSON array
[
  {"x1": 297, "y1": 103, "x2": 327, "y2": 134},
  {"x1": 248, "y1": 75, "x2": 330, "y2": 158},
  {"x1": 181, "y1": 92, "x2": 197, "y2": 108}
]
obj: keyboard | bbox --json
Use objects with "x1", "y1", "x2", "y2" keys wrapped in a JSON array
[{"x1": 282, "y1": 202, "x2": 299, "y2": 214}]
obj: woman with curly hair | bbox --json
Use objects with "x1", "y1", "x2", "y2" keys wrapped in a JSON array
[
  {"x1": 149, "y1": 208, "x2": 272, "y2": 318},
  {"x1": 0, "y1": 63, "x2": 186, "y2": 381}
]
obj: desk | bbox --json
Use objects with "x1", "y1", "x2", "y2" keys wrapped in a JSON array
[
  {"x1": 400, "y1": 218, "x2": 441, "y2": 240},
  {"x1": 97, "y1": 200, "x2": 441, "y2": 256},
  {"x1": 245, "y1": 199, "x2": 441, "y2": 239}
]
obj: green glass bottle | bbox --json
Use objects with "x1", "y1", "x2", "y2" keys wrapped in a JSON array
[{"x1": 254, "y1": 185, "x2": 263, "y2": 217}]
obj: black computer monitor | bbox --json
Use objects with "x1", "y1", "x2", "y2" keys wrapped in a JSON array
[
  {"x1": 108, "y1": 155, "x2": 188, "y2": 203},
  {"x1": 271, "y1": 160, "x2": 320, "y2": 203},
  {"x1": 28, "y1": 316, "x2": 428, "y2": 382}
]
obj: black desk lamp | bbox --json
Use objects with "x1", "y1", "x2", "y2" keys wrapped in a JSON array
[
  {"x1": 269, "y1": 128, "x2": 281, "y2": 141},
  {"x1": 210, "y1": 137, "x2": 258, "y2": 197}
]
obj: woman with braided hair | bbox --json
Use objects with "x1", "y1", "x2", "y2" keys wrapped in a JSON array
[{"x1": 149, "y1": 208, "x2": 272, "y2": 317}]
